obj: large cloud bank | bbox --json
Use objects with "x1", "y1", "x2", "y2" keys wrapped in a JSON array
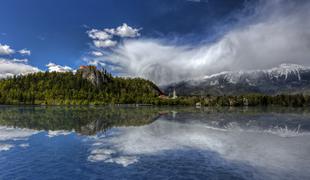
[
  {"x1": 88, "y1": 0, "x2": 310, "y2": 85},
  {"x1": 0, "y1": 59, "x2": 41, "y2": 79}
]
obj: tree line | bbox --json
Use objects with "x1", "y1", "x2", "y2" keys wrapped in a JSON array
[
  {"x1": 0, "y1": 70, "x2": 309, "y2": 107},
  {"x1": 0, "y1": 70, "x2": 160, "y2": 105},
  {"x1": 158, "y1": 94, "x2": 310, "y2": 107}
]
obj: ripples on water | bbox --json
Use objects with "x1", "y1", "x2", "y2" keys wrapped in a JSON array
[{"x1": 0, "y1": 106, "x2": 309, "y2": 180}]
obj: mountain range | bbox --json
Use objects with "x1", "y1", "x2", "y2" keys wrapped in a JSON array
[{"x1": 163, "y1": 64, "x2": 310, "y2": 96}]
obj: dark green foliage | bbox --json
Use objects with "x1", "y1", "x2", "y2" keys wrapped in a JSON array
[
  {"x1": 153, "y1": 94, "x2": 310, "y2": 107},
  {"x1": 0, "y1": 71, "x2": 160, "y2": 105}
]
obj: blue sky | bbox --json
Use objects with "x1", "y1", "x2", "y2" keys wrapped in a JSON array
[
  {"x1": 1, "y1": 0, "x2": 310, "y2": 84},
  {"x1": 0, "y1": 0, "x2": 247, "y2": 69}
]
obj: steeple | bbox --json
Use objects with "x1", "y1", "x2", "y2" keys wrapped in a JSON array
[{"x1": 172, "y1": 88, "x2": 177, "y2": 99}]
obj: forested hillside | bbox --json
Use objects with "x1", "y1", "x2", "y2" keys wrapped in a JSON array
[{"x1": 0, "y1": 67, "x2": 162, "y2": 105}]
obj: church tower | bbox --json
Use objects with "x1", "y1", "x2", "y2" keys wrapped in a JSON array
[{"x1": 172, "y1": 88, "x2": 177, "y2": 99}]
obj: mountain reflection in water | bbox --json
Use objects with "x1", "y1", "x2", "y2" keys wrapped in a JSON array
[
  {"x1": 0, "y1": 106, "x2": 309, "y2": 180},
  {"x1": 0, "y1": 106, "x2": 162, "y2": 135},
  {"x1": 0, "y1": 106, "x2": 310, "y2": 135}
]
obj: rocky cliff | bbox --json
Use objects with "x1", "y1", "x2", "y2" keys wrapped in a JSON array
[{"x1": 77, "y1": 66, "x2": 110, "y2": 86}]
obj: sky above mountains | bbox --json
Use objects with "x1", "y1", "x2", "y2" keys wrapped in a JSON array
[{"x1": 1, "y1": 0, "x2": 310, "y2": 85}]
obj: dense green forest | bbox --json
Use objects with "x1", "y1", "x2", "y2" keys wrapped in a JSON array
[
  {"x1": 0, "y1": 67, "x2": 309, "y2": 107},
  {"x1": 0, "y1": 68, "x2": 161, "y2": 105}
]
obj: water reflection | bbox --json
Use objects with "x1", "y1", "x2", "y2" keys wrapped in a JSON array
[
  {"x1": 0, "y1": 106, "x2": 310, "y2": 135},
  {"x1": 84, "y1": 107, "x2": 310, "y2": 179},
  {"x1": 0, "y1": 106, "x2": 310, "y2": 179},
  {"x1": 0, "y1": 106, "x2": 162, "y2": 135}
]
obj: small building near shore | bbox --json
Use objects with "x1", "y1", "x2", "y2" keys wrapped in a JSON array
[{"x1": 172, "y1": 89, "x2": 178, "y2": 99}]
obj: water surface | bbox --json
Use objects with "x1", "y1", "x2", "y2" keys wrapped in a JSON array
[{"x1": 0, "y1": 106, "x2": 309, "y2": 180}]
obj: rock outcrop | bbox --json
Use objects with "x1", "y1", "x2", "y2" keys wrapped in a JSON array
[{"x1": 77, "y1": 66, "x2": 109, "y2": 86}]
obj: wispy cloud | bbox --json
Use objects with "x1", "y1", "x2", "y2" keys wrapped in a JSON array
[
  {"x1": 93, "y1": 39, "x2": 117, "y2": 48},
  {"x1": 12, "y1": 58, "x2": 28, "y2": 63},
  {"x1": 18, "y1": 48, "x2": 31, "y2": 56},
  {"x1": 86, "y1": 0, "x2": 310, "y2": 85},
  {"x1": 91, "y1": 51, "x2": 104, "y2": 57}
]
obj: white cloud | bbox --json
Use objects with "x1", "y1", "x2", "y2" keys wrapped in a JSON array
[
  {"x1": 0, "y1": 44, "x2": 14, "y2": 55},
  {"x1": 19, "y1": 143, "x2": 29, "y2": 148},
  {"x1": 90, "y1": 0, "x2": 310, "y2": 85},
  {"x1": 12, "y1": 58, "x2": 28, "y2": 63},
  {"x1": 87, "y1": 29, "x2": 112, "y2": 40},
  {"x1": 46, "y1": 62, "x2": 73, "y2": 73},
  {"x1": 0, "y1": 58, "x2": 41, "y2": 79},
  {"x1": 87, "y1": 23, "x2": 141, "y2": 49},
  {"x1": 91, "y1": 51, "x2": 104, "y2": 57},
  {"x1": 93, "y1": 39, "x2": 117, "y2": 48},
  {"x1": 0, "y1": 144, "x2": 14, "y2": 151},
  {"x1": 107, "y1": 23, "x2": 141, "y2": 38},
  {"x1": 88, "y1": 59, "x2": 106, "y2": 67},
  {"x1": 18, "y1": 48, "x2": 31, "y2": 56}
]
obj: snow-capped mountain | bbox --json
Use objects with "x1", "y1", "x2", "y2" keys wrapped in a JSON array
[{"x1": 163, "y1": 64, "x2": 310, "y2": 96}]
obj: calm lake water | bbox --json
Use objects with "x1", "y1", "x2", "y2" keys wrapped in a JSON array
[{"x1": 0, "y1": 106, "x2": 309, "y2": 180}]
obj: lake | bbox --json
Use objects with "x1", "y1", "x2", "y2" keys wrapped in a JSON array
[{"x1": 0, "y1": 106, "x2": 309, "y2": 180}]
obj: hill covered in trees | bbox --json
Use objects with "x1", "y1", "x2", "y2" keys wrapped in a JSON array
[{"x1": 0, "y1": 66, "x2": 163, "y2": 105}]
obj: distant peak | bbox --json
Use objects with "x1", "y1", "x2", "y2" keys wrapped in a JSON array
[
  {"x1": 199, "y1": 63, "x2": 310, "y2": 84},
  {"x1": 277, "y1": 63, "x2": 307, "y2": 69}
]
